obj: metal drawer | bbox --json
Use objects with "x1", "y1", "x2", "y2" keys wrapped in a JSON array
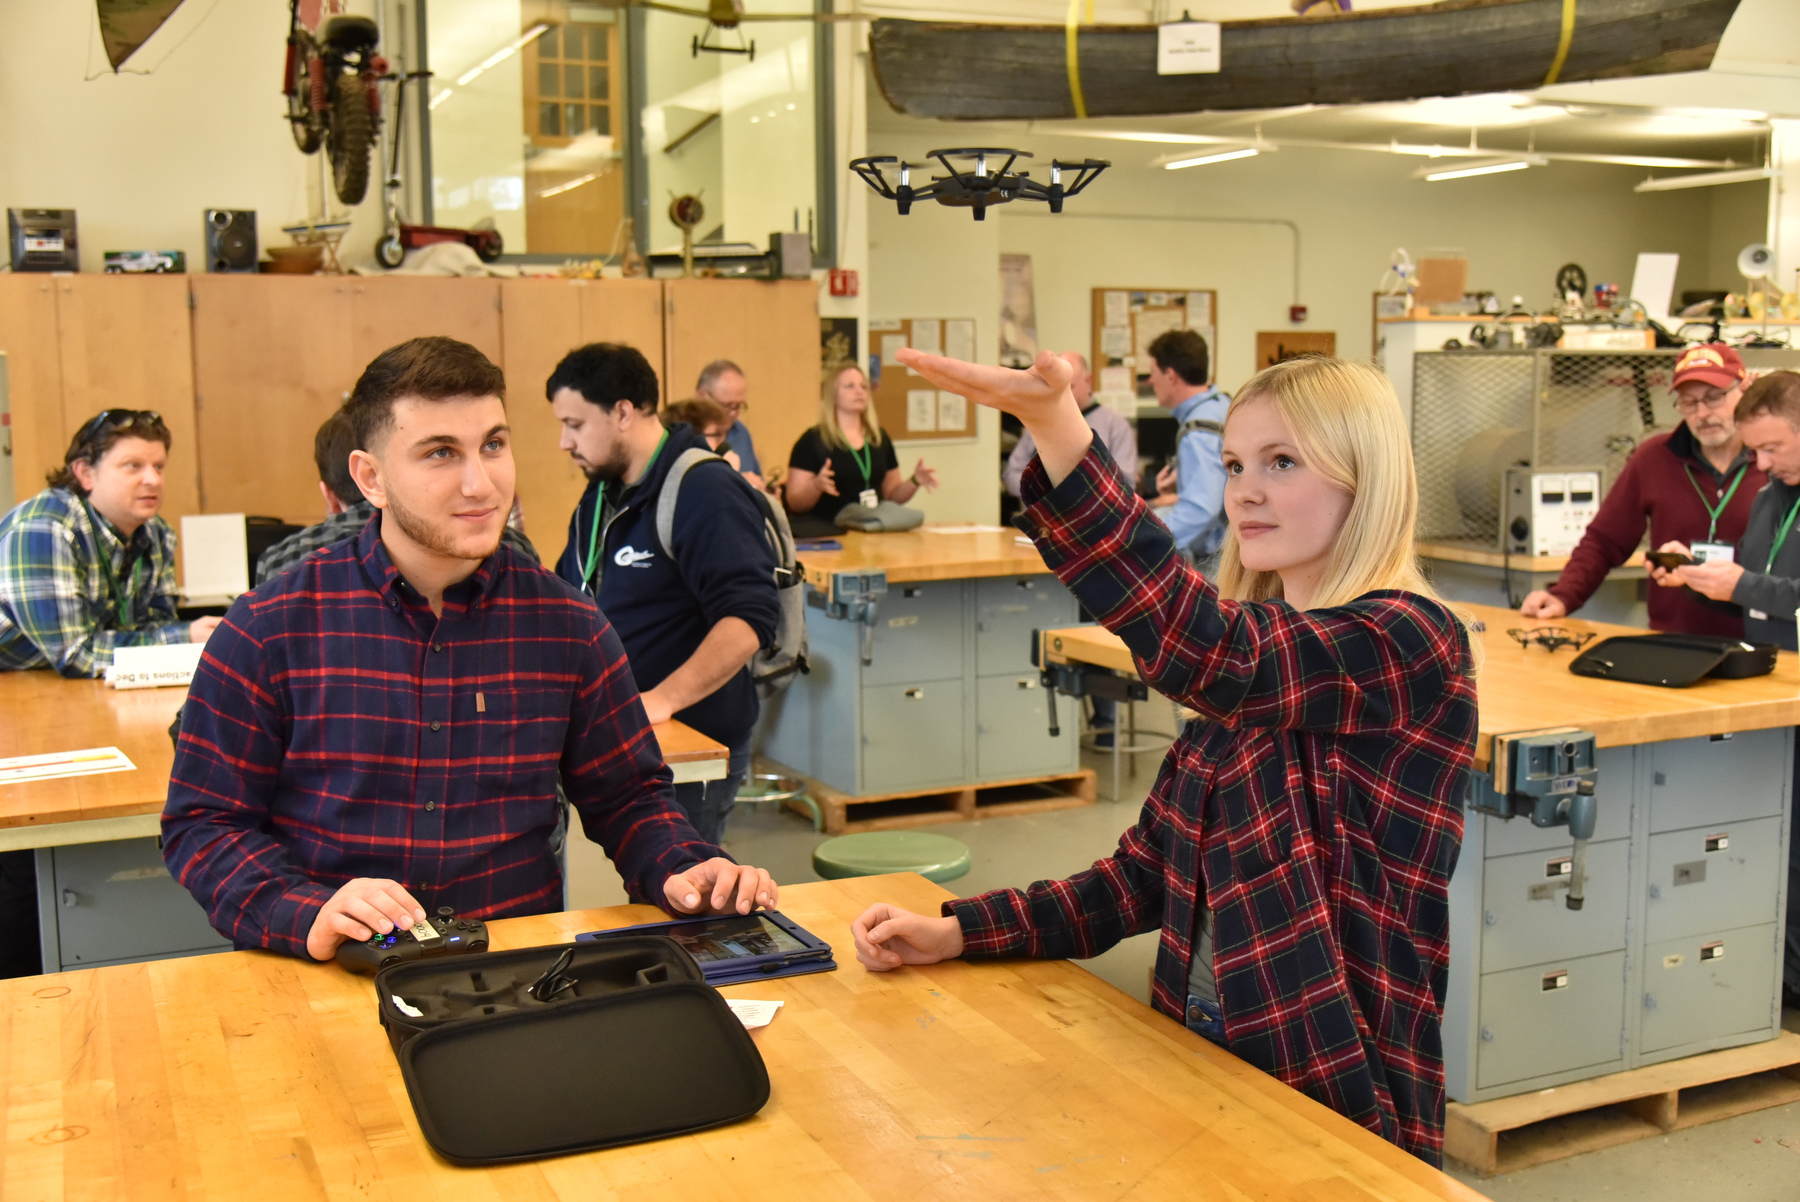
[
  {"x1": 1639, "y1": 923, "x2": 1779, "y2": 1054},
  {"x1": 976, "y1": 673, "x2": 1078, "y2": 781},
  {"x1": 1644, "y1": 814, "x2": 1784, "y2": 944},
  {"x1": 1480, "y1": 838, "x2": 1629, "y2": 974},
  {"x1": 860, "y1": 679, "x2": 967, "y2": 794},
  {"x1": 1649, "y1": 728, "x2": 1787, "y2": 833},
  {"x1": 1482, "y1": 745, "x2": 1632, "y2": 856},
  {"x1": 38, "y1": 838, "x2": 230, "y2": 971},
  {"x1": 862, "y1": 582, "x2": 967, "y2": 687},
  {"x1": 975, "y1": 575, "x2": 1076, "y2": 677},
  {"x1": 1476, "y1": 950, "x2": 1627, "y2": 1091}
]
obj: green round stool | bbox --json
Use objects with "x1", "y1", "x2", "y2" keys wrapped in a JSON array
[{"x1": 812, "y1": 831, "x2": 972, "y2": 885}]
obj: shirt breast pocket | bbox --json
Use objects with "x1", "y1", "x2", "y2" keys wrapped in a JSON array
[{"x1": 468, "y1": 687, "x2": 566, "y2": 791}]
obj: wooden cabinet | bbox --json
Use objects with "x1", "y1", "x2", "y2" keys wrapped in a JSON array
[
  {"x1": 0, "y1": 276, "x2": 66, "y2": 508},
  {"x1": 662, "y1": 278, "x2": 819, "y2": 479}
]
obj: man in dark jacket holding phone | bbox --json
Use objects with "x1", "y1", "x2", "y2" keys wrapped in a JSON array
[{"x1": 550, "y1": 343, "x2": 779, "y2": 844}]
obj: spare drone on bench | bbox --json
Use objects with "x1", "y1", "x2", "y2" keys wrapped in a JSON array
[{"x1": 849, "y1": 148, "x2": 1109, "y2": 221}]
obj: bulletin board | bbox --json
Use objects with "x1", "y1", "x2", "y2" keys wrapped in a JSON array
[
  {"x1": 868, "y1": 317, "x2": 979, "y2": 440},
  {"x1": 1089, "y1": 288, "x2": 1218, "y2": 417}
]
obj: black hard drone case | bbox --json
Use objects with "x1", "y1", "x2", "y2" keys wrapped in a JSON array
[
  {"x1": 373, "y1": 935, "x2": 770, "y2": 1165},
  {"x1": 1568, "y1": 632, "x2": 1778, "y2": 688}
]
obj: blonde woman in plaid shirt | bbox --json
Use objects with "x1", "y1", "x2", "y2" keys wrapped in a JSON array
[
  {"x1": 851, "y1": 351, "x2": 1478, "y2": 1164},
  {"x1": 0, "y1": 410, "x2": 218, "y2": 677}
]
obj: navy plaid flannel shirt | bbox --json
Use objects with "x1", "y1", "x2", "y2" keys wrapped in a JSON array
[
  {"x1": 945, "y1": 442, "x2": 1476, "y2": 1164},
  {"x1": 163, "y1": 515, "x2": 720, "y2": 960}
]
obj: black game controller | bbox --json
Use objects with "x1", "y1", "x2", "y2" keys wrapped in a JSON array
[{"x1": 335, "y1": 906, "x2": 489, "y2": 973}]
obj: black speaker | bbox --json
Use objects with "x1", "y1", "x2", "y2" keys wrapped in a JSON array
[{"x1": 204, "y1": 209, "x2": 257, "y2": 273}]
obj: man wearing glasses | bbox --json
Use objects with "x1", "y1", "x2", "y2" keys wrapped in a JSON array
[
  {"x1": 694, "y1": 359, "x2": 765, "y2": 490},
  {"x1": 1521, "y1": 344, "x2": 1762, "y2": 636},
  {"x1": 0, "y1": 409, "x2": 220, "y2": 677}
]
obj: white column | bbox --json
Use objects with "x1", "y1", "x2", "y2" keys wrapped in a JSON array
[{"x1": 1771, "y1": 119, "x2": 1800, "y2": 298}]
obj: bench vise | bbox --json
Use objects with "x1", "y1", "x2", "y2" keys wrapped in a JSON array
[
  {"x1": 1470, "y1": 729, "x2": 1599, "y2": 910},
  {"x1": 806, "y1": 569, "x2": 888, "y2": 664}
]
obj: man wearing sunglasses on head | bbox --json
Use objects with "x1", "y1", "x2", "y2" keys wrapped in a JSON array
[
  {"x1": 0, "y1": 410, "x2": 220, "y2": 677},
  {"x1": 1520, "y1": 344, "x2": 1763, "y2": 636}
]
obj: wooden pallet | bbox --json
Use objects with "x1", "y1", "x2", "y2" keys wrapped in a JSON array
[
  {"x1": 1445, "y1": 1030, "x2": 1800, "y2": 1177},
  {"x1": 760, "y1": 760, "x2": 1097, "y2": 835}
]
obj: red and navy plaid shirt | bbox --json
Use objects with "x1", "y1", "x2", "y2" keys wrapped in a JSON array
[
  {"x1": 946, "y1": 443, "x2": 1477, "y2": 1164},
  {"x1": 163, "y1": 516, "x2": 719, "y2": 960}
]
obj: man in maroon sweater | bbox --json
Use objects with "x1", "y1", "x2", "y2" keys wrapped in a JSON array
[{"x1": 1521, "y1": 344, "x2": 1762, "y2": 636}]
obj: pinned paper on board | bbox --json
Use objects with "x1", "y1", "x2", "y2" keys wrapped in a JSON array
[
  {"x1": 1102, "y1": 290, "x2": 1130, "y2": 327},
  {"x1": 944, "y1": 318, "x2": 976, "y2": 363},
  {"x1": 937, "y1": 391, "x2": 968, "y2": 431},
  {"x1": 1100, "y1": 326, "x2": 1132, "y2": 359},
  {"x1": 1134, "y1": 308, "x2": 1186, "y2": 358},
  {"x1": 1187, "y1": 292, "x2": 1213, "y2": 326},
  {"x1": 907, "y1": 390, "x2": 938, "y2": 432},
  {"x1": 909, "y1": 318, "x2": 942, "y2": 357},
  {"x1": 880, "y1": 333, "x2": 909, "y2": 366}
]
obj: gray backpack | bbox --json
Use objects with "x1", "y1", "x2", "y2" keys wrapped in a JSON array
[{"x1": 656, "y1": 447, "x2": 808, "y2": 698}]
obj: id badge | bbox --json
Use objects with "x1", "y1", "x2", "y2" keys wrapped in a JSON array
[
  {"x1": 1691, "y1": 541, "x2": 1735, "y2": 564},
  {"x1": 859, "y1": 488, "x2": 880, "y2": 509}
]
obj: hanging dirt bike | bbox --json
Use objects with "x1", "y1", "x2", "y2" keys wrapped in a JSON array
[{"x1": 283, "y1": 0, "x2": 384, "y2": 206}]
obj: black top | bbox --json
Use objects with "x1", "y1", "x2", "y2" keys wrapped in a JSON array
[
  {"x1": 1731, "y1": 475, "x2": 1800, "y2": 651},
  {"x1": 788, "y1": 426, "x2": 900, "y2": 523}
]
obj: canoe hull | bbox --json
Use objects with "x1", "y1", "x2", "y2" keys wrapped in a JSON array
[{"x1": 869, "y1": 0, "x2": 1741, "y2": 121}]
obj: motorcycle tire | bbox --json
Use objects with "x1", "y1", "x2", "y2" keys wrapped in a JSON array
[
  {"x1": 286, "y1": 40, "x2": 322, "y2": 154},
  {"x1": 376, "y1": 233, "x2": 405, "y2": 269},
  {"x1": 328, "y1": 72, "x2": 374, "y2": 205}
]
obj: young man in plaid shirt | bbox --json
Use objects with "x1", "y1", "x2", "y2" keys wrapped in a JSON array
[
  {"x1": 852, "y1": 351, "x2": 1478, "y2": 1165},
  {"x1": 164, "y1": 338, "x2": 778, "y2": 963}
]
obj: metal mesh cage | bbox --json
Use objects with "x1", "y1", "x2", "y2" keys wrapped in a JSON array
[{"x1": 1412, "y1": 351, "x2": 1537, "y2": 543}]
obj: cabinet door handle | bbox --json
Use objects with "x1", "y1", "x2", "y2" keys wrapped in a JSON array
[
  {"x1": 904, "y1": 688, "x2": 924, "y2": 700},
  {"x1": 1016, "y1": 678, "x2": 1036, "y2": 690}
]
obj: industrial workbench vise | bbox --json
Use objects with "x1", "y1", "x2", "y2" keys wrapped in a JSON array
[
  {"x1": 1470, "y1": 729, "x2": 1599, "y2": 910},
  {"x1": 1031, "y1": 628, "x2": 1149, "y2": 737},
  {"x1": 807, "y1": 569, "x2": 888, "y2": 665}
]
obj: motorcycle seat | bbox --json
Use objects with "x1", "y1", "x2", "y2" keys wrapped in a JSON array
[{"x1": 322, "y1": 14, "x2": 379, "y2": 48}]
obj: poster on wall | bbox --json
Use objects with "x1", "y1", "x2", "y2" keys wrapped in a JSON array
[
  {"x1": 999, "y1": 254, "x2": 1038, "y2": 368},
  {"x1": 821, "y1": 317, "x2": 858, "y2": 382}
]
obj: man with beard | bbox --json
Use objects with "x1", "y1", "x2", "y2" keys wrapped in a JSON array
[
  {"x1": 550, "y1": 343, "x2": 779, "y2": 845},
  {"x1": 163, "y1": 338, "x2": 778, "y2": 962},
  {"x1": 1520, "y1": 343, "x2": 1762, "y2": 636}
]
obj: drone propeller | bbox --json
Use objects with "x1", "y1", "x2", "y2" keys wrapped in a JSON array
[{"x1": 850, "y1": 148, "x2": 1110, "y2": 221}]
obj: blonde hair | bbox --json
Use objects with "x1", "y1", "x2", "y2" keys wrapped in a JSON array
[
  {"x1": 1213, "y1": 357, "x2": 1454, "y2": 620},
  {"x1": 817, "y1": 364, "x2": 883, "y2": 451}
]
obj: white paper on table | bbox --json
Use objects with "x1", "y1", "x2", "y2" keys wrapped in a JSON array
[
  {"x1": 880, "y1": 333, "x2": 909, "y2": 366},
  {"x1": 906, "y1": 389, "x2": 938, "y2": 432},
  {"x1": 0, "y1": 746, "x2": 135, "y2": 784},
  {"x1": 937, "y1": 391, "x2": 968, "y2": 431},
  {"x1": 1100, "y1": 325, "x2": 1132, "y2": 359},
  {"x1": 944, "y1": 318, "x2": 976, "y2": 363},
  {"x1": 1629, "y1": 253, "x2": 1680, "y2": 323},
  {"x1": 107, "y1": 641, "x2": 206, "y2": 689},
  {"x1": 180, "y1": 513, "x2": 249, "y2": 599},
  {"x1": 1186, "y1": 292, "x2": 1212, "y2": 325},
  {"x1": 727, "y1": 998, "x2": 783, "y2": 1029},
  {"x1": 909, "y1": 318, "x2": 942, "y2": 357},
  {"x1": 1134, "y1": 308, "x2": 1185, "y2": 358},
  {"x1": 1103, "y1": 290, "x2": 1130, "y2": 327}
]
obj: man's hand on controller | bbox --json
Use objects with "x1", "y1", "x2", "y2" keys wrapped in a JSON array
[
  {"x1": 307, "y1": 877, "x2": 427, "y2": 961},
  {"x1": 663, "y1": 857, "x2": 779, "y2": 916}
]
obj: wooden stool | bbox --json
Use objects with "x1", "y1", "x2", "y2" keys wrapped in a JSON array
[{"x1": 811, "y1": 831, "x2": 972, "y2": 885}]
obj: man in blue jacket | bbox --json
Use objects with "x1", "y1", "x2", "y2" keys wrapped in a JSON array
[
  {"x1": 1145, "y1": 328, "x2": 1230, "y2": 571},
  {"x1": 551, "y1": 343, "x2": 779, "y2": 844}
]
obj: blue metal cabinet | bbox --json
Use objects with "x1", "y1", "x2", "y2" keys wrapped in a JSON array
[
  {"x1": 1640, "y1": 923, "x2": 1780, "y2": 1054},
  {"x1": 1476, "y1": 950, "x2": 1628, "y2": 1092},
  {"x1": 36, "y1": 837, "x2": 230, "y2": 972}
]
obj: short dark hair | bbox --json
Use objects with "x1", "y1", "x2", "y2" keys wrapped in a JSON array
[
  {"x1": 1737, "y1": 370, "x2": 1800, "y2": 427},
  {"x1": 344, "y1": 337, "x2": 507, "y2": 451},
  {"x1": 546, "y1": 343, "x2": 659, "y2": 414},
  {"x1": 313, "y1": 408, "x2": 363, "y2": 506},
  {"x1": 662, "y1": 397, "x2": 730, "y2": 434},
  {"x1": 1148, "y1": 329, "x2": 1210, "y2": 386},
  {"x1": 47, "y1": 410, "x2": 172, "y2": 494}
]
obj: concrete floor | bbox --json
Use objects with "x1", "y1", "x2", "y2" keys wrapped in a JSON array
[{"x1": 584, "y1": 727, "x2": 1800, "y2": 1201}]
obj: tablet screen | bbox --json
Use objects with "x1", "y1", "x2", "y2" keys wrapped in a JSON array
[{"x1": 663, "y1": 915, "x2": 810, "y2": 963}]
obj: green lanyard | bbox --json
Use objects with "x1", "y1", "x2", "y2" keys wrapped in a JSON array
[
  {"x1": 1767, "y1": 492, "x2": 1800, "y2": 572},
  {"x1": 94, "y1": 535, "x2": 144, "y2": 629},
  {"x1": 847, "y1": 436, "x2": 874, "y2": 491},
  {"x1": 1684, "y1": 462, "x2": 1748, "y2": 545},
  {"x1": 579, "y1": 430, "x2": 667, "y2": 590}
]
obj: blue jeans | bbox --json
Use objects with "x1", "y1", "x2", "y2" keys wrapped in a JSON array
[
  {"x1": 672, "y1": 738, "x2": 751, "y2": 846},
  {"x1": 1184, "y1": 994, "x2": 1227, "y2": 1047}
]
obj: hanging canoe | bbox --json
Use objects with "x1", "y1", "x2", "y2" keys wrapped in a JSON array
[
  {"x1": 868, "y1": 0, "x2": 1741, "y2": 122},
  {"x1": 96, "y1": 0, "x2": 188, "y2": 71}
]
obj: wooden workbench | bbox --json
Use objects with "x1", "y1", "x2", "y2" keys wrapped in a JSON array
[
  {"x1": 795, "y1": 526, "x2": 1049, "y2": 589},
  {"x1": 1042, "y1": 603, "x2": 1800, "y2": 770},
  {"x1": 0, "y1": 672, "x2": 728, "y2": 852},
  {"x1": 0, "y1": 872, "x2": 1486, "y2": 1201},
  {"x1": 1416, "y1": 541, "x2": 1646, "y2": 576}
]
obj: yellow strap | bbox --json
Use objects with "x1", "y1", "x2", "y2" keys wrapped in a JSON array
[
  {"x1": 1542, "y1": 0, "x2": 1577, "y2": 85},
  {"x1": 1065, "y1": 0, "x2": 1091, "y2": 120}
]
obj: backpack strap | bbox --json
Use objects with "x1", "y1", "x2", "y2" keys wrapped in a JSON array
[
  {"x1": 1179, "y1": 417, "x2": 1224, "y2": 441},
  {"x1": 655, "y1": 447, "x2": 730, "y2": 558}
]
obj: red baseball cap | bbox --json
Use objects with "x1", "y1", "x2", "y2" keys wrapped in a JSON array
[{"x1": 1671, "y1": 343, "x2": 1746, "y2": 391}]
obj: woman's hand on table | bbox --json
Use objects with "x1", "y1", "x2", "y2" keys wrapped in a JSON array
[
  {"x1": 664, "y1": 858, "x2": 778, "y2": 915},
  {"x1": 851, "y1": 902, "x2": 964, "y2": 970},
  {"x1": 894, "y1": 348, "x2": 1094, "y2": 485}
]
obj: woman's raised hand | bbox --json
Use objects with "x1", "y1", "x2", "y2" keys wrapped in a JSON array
[{"x1": 895, "y1": 348, "x2": 1095, "y2": 486}]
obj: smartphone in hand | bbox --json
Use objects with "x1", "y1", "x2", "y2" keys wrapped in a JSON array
[{"x1": 1645, "y1": 550, "x2": 1696, "y2": 571}]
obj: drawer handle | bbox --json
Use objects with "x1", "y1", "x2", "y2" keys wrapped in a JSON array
[
  {"x1": 904, "y1": 688, "x2": 925, "y2": 700},
  {"x1": 903, "y1": 587, "x2": 924, "y2": 598},
  {"x1": 1700, "y1": 940, "x2": 1725, "y2": 961},
  {"x1": 1541, "y1": 970, "x2": 1568, "y2": 992},
  {"x1": 1016, "y1": 679, "x2": 1036, "y2": 690},
  {"x1": 1704, "y1": 833, "x2": 1729, "y2": 853}
]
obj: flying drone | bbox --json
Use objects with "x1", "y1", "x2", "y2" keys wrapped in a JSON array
[{"x1": 849, "y1": 149, "x2": 1110, "y2": 221}]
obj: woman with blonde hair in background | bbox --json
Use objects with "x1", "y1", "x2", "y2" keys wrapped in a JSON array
[
  {"x1": 785, "y1": 364, "x2": 937, "y2": 534},
  {"x1": 850, "y1": 350, "x2": 1479, "y2": 1165}
]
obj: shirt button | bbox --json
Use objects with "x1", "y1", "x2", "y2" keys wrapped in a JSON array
[
  {"x1": 431, "y1": 642, "x2": 443, "y2": 652},
  {"x1": 424, "y1": 800, "x2": 436, "y2": 812},
  {"x1": 430, "y1": 721, "x2": 441, "y2": 731},
  {"x1": 1186, "y1": 1003, "x2": 1204, "y2": 1024}
]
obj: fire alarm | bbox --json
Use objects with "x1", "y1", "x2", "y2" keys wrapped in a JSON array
[
  {"x1": 829, "y1": 268, "x2": 859, "y2": 297},
  {"x1": 1289, "y1": 304, "x2": 1308, "y2": 324}
]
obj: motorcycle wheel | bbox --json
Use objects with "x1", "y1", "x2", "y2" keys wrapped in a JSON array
[
  {"x1": 286, "y1": 40, "x2": 322, "y2": 154},
  {"x1": 376, "y1": 233, "x2": 405, "y2": 269},
  {"x1": 328, "y1": 73, "x2": 374, "y2": 205}
]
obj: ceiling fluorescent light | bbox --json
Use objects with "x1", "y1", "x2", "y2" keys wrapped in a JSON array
[
  {"x1": 1416, "y1": 155, "x2": 1545, "y2": 181},
  {"x1": 1633, "y1": 167, "x2": 1776, "y2": 192},
  {"x1": 1163, "y1": 147, "x2": 1263, "y2": 170}
]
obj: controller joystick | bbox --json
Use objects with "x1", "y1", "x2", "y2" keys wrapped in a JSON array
[{"x1": 334, "y1": 906, "x2": 490, "y2": 973}]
